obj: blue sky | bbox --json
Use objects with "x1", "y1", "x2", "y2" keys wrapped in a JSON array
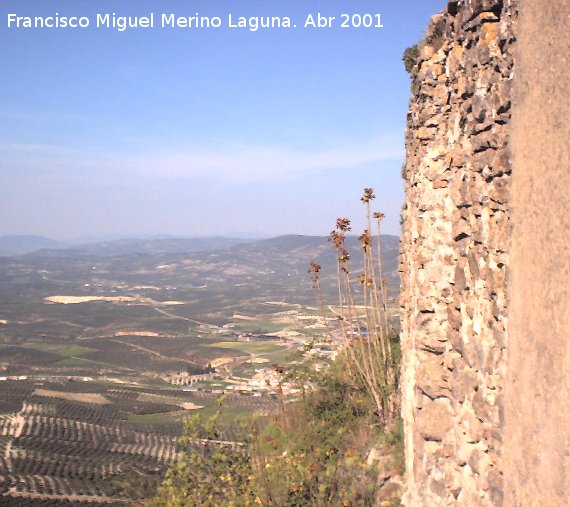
[{"x1": 1, "y1": 0, "x2": 446, "y2": 240}]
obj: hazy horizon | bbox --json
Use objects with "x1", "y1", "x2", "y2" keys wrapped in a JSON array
[{"x1": 0, "y1": 230, "x2": 403, "y2": 244}]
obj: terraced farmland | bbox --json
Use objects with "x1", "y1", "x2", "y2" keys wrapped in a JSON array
[
  {"x1": 0, "y1": 379, "x2": 277, "y2": 505},
  {"x1": 0, "y1": 381, "x2": 175, "y2": 503}
]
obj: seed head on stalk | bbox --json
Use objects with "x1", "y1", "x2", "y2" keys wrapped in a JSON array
[
  {"x1": 358, "y1": 273, "x2": 373, "y2": 288},
  {"x1": 358, "y1": 229, "x2": 372, "y2": 252},
  {"x1": 338, "y1": 250, "x2": 351, "y2": 263},
  {"x1": 308, "y1": 262, "x2": 321, "y2": 287},
  {"x1": 335, "y1": 217, "x2": 351, "y2": 232},
  {"x1": 338, "y1": 250, "x2": 351, "y2": 274},
  {"x1": 329, "y1": 230, "x2": 345, "y2": 251},
  {"x1": 361, "y1": 188, "x2": 375, "y2": 203}
]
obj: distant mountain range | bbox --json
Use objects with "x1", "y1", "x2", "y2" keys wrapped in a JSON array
[
  {"x1": 0, "y1": 235, "x2": 67, "y2": 256},
  {"x1": 1, "y1": 234, "x2": 401, "y2": 314},
  {"x1": 0, "y1": 234, "x2": 401, "y2": 261},
  {"x1": 0, "y1": 234, "x2": 401, "y2": 297},
  {"x1": 0, "y1": 235, "x2": 256, "y2": 257},
  {"x1": 65, "y1": 237, "x2": 257, "y2": 256}
]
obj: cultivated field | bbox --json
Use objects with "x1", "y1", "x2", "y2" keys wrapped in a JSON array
[
  {"x1": 0, "y1": 378, "x2": 278, "y2": 504},
  {"x1": 0, "y1": 235, "x2": 400, "y2": 504}
]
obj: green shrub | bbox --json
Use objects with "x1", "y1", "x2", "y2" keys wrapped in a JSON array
[
  {"x1": 150, "y1": 411, "x2": 256, "y2": 507},
  {"x1": 151, "y1": 355, "x2": 403, "y2": 506},
  {"x1": 402, "y1": 44, "x2": 420, "y2": 76}
]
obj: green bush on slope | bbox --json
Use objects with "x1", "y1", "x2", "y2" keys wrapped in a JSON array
[{"x1": 151, "y1": 353, "x2": 403, "y2": 507}]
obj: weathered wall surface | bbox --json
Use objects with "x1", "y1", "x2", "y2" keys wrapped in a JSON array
[
  {"x1": 400, "y1": 0, "x2": 516, "y2": 504},
  {"x1": 505, "y1": 1, "x2": 570, "y2": 505}
]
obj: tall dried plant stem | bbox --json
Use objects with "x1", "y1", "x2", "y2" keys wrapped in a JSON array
[
  {"x1": 375, "y1": 215, "x2": 391, "y2": 338},
  {"x1": 363, "y1": 201, "x2": 392, "y2": 387},
  {"x1": 360, "y1": 275, "x2": 383, "y2": 406},
  {"x1": 342, "y1": 264, "x2": 385, "y2": 419},
  {"x1": 340, "y1": 267, "x2": 368, "y2": 378},
  {"x1": 363, "y1": 246, "x2": 389, "y2": 385},
  {"x1": 313, "y1": 277, "x2": 333, "y2": 343},
  {"x1": 310, "y1": 194, "x2": 400, "y2": 425},
  {"x1": 375, "y1": 215, "x2": 394, "y2": 392},
  {"x1": 376, "y1": 220, "x2": 399, "y2": 422}
]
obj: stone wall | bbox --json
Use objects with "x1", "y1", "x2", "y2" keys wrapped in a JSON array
[
  {"x1": 505, "y1": 1, "x2": 570, "y2": 504},
  {"x1": 400, "y1": 1, "x2": 516, "y2": 504}
]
